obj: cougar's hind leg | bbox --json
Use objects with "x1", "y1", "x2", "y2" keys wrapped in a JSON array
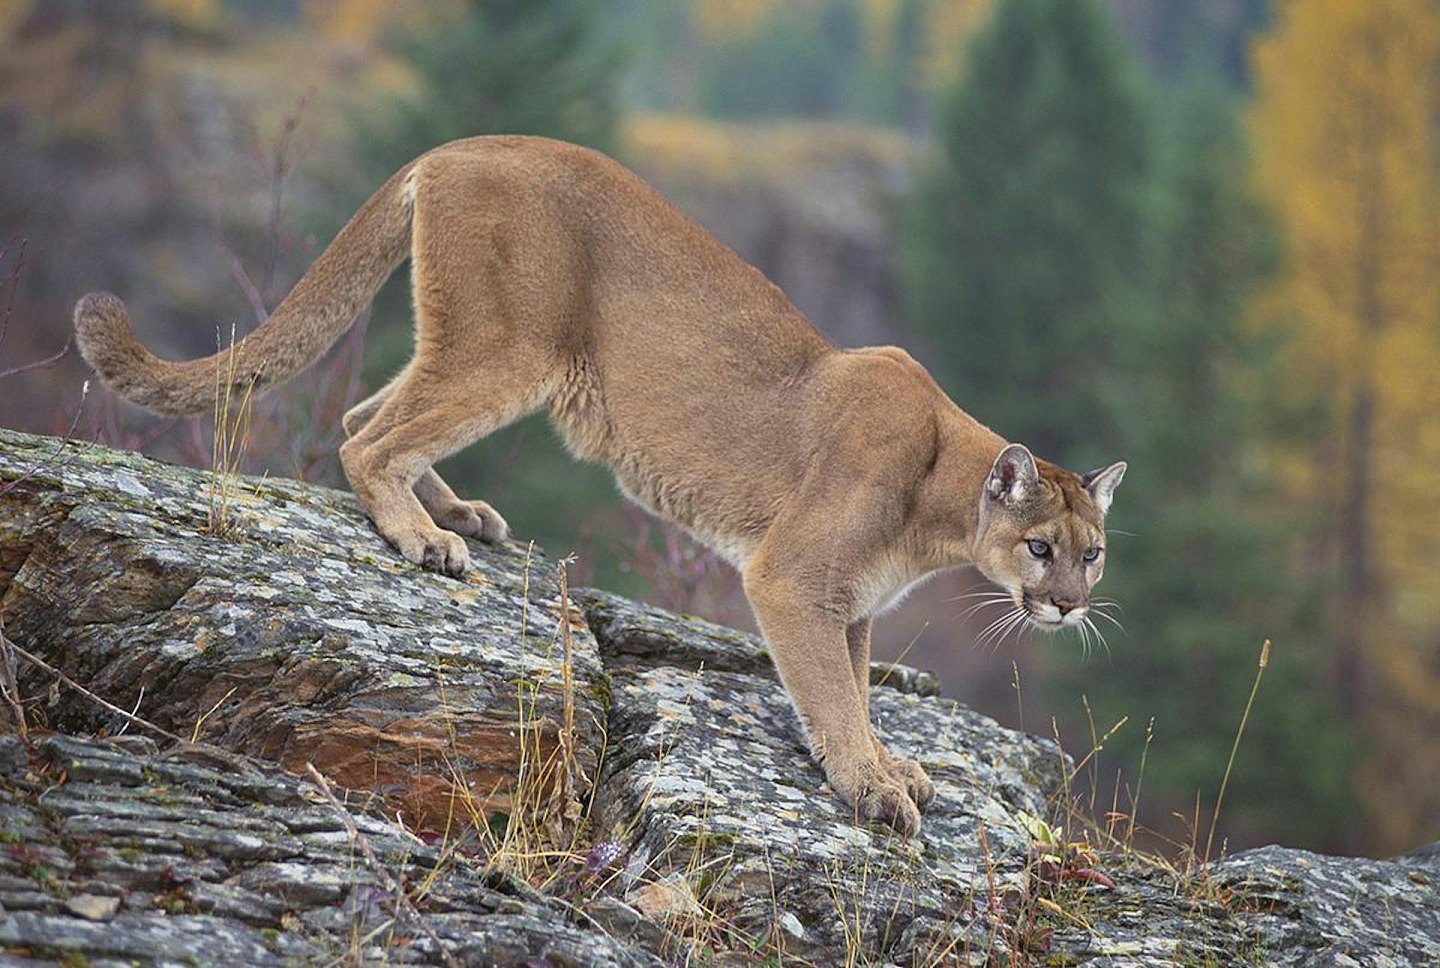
[
  {"x1": 339, "y1": 353, "x2": 549, "y2": 576},
  {"x1": 343, "y1": 371, "x2": 510, "y2": 543},
  {"x1": 412, "y1": 470, "x2": 511, "y2": 542}
]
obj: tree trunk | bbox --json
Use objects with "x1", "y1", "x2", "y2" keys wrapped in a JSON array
[{"x1": 1336, "y1": 385, "x2": 1374, "y2": 717}]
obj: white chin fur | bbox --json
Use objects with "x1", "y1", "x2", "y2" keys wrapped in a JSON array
[{"x1": 1025, "y1": 605, "x2": 1087, "y2": 629}]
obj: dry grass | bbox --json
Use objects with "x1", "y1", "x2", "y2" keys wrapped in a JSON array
[
  {"x1": 204, "y1": 323, "x2": 259, "y2": 538},
  {"x1": 1204, "y1": 639, "x2": 1270, "y2": 864},
  {"x1": 425, "y1": 550, "x2": 596, "y2": 894},
  {"x1": 1029, "y1": 635, "x2": 1277, "y2": 935}
]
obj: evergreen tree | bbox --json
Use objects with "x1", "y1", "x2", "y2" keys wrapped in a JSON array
[
  {"x1": 695, "y1": 0, "x2": 864, "y2": 119},
  {"x1": 902, "y1": 0, "x2": 1153, "y2": 466},
  {"x1": 358, "y1": 0, "x2": 623, "y2": 178},
  {"x1": 903, "y1": 0, "x2": 1354, "y2": 848},
  {"x1": 1076, "y1": 86, "x2": 1352, "y2": 848}
]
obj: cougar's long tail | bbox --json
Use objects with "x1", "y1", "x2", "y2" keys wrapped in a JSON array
[{"x1": 74, "y1": 161, "x2": 419, "y2": 416}]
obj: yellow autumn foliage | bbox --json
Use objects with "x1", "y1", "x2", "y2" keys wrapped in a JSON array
[
  {"x1": 624, "y1": 113, "x2": 911, "y2": 187},
  {"x1": 145, "y1": 0, "x2": 223, "y2": 30},
  {"x1": 303, "y1": 0, "x2": 458, "y2": 46},
  {"x1": 916, "y1": 0, "x2": 992, "y2": 90},
  {"x1": 1250, "y1": 0, "x2": 1440, "y2": 852}
]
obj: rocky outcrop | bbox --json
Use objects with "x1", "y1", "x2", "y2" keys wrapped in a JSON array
[
  {"x1": 1, "y1": 427, "x2": 1437, "y2": 965},
  {"x1": 0, "y1": 733, "x2": 653, "y2": 966}
]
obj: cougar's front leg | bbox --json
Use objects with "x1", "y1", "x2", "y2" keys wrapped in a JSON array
[
  {"x1": 745, "y1": 560, "x2": 922, "y2": 837},
  {"x1": 847, "y1": 619, "x2": 935, "y2": 810}
]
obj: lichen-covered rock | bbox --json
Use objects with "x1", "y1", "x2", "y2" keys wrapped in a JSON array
[
  {"x1": 0, "y1": 428, "x2": 603, "y2": 832},
  {"x1": 0, "y1": 733, "x2": 658, "y2": 965},
  {"x1": 2, "y1": 427, "x2": 1438, "y2": 965},
  {"x1": 581, "y1": 587, "x2": 942, "y2": 697},
  {"x1": 582, "y1": 587, "x2": 1065, "y2": 961},
  {"x1": 1204, "y1": 845, "x2": 1439, "y2": 965}
]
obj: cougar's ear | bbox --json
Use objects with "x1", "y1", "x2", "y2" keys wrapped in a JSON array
[
  {"x1": 1082, "y1": 461, "x2": 1127, "y2": 515},
  {"x1": 985, "y1": 444, "x2": 1040, "y2": 507}
]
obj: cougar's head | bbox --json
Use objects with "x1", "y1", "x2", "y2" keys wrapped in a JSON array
[{"x1": 974, "y1": 443, "x2": 1125, "y2": 631}]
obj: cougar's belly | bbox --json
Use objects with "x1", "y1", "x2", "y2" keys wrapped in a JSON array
[{"x1": 610, "y1": 459, "x2": 764, "y2": 570}]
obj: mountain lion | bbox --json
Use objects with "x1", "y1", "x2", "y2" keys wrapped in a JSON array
[{"x1": 74, "y1": 136, "x2": 1125, "y2": 837}]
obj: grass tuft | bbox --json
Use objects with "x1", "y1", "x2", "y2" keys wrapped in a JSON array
[{"x1": 205, "y1": 323, "x2": 259, "y2": 538}]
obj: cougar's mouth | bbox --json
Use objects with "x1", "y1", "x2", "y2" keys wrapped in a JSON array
[{"x1": 1021, "y1": 592, "x2": 1069, "y2": 630}]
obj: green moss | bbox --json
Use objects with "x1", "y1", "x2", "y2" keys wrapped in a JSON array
[
  {"x1": 678, "y1": 828, "x2": 740, "y2": 860},
  {"x1": 587, "y1": 670, "x2": 614, "y2": 711}
]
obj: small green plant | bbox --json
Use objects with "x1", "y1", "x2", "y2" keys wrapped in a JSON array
[{"x1": 1017, "y1": 812, "x2": 1115, "y2": 890}]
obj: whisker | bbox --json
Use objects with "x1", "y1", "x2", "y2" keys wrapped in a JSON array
[
  {"x1": 987, "y1": 615, "x2": 1023, "y2": 653},
  {"x1": 1090, "y1": 609, "x2": 1125, "y2": 632},
  {"x1": 1076, "y1": 619, "x2": 1095, "y2": 663},
  {"x1": 1091, "y1": 597, "x2": 1125, "y2": 613},
  {"x1": 1104, "y1": 529, "x2": 1140, "y2": 538},
  {"x1": 988, "y1": 608, "x2": 1030, "y2": 655},
  {"x1": 979, "y1": 607, "x2": 1025, "y2": 654},
  {"x1": 972, "y1": 608, "x2": 1018, "y2": 651},
  {"x1": 1084, "y1": 614, "x2": 1113, "y2": 663},
  {"x1": 946, "y1": 590, "x2": 1015, "y2": 603},
  {"x1": 958, "y1": 598, "x2": 1012, "y2": 621}
]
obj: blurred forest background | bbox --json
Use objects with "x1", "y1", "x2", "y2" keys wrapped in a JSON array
[{"x1": 1, "y1": 0, "x2": 1436, "y2": 859}]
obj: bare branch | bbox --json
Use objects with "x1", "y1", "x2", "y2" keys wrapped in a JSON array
[
  {"x1": 0, "y1": 335, "x2": 72, "y2": 380},
  {"x1": 0, "y1": 381, "x2": 90, "y2": 499},
  {"x1": 0, "y1": 623, "x2": 28, "y2": 740},
  {"x1": 214, "y1": 240, "x2": 270, "y2": 325},
  {"x1": 1, "y1": 631, "x2": 189, "y2": 746}
]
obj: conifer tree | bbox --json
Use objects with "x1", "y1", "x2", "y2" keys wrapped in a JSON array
[
  {"x1": 1077, "y1": 86, "x2": 1352, "y2": 846},
  {"x1": 902, "y1": 0, "x2": 1152, "y2": 465},
  {"x1": 904, "y1": 0, "x2": 1354, "y2": 847},
  {"x1": 358, "y1": 0, "x2": 622, "y2": 178}
]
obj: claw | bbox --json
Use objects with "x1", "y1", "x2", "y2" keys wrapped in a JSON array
[{"x1": 859, "y1": 778, "x2": 923, "y2": 838}]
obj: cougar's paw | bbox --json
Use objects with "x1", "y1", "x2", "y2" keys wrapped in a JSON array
[
  {"x1": 432, "y1": 499, "x2": 509, "y2": 543},
  {"x1": 398, "y1": 528, "x2": 471, "y2": 578},
  {"x1": 466, "y1": 500, "x2": 510, "y2": 543},
  {"x1": 883, "y1": 756, "x2": 936, "y2": 812},
  {"x1": 855, "y1": 776, "x2": 923, "y2": 838}
]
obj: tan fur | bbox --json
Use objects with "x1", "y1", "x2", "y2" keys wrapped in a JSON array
[{"x1": 74, "y1": 136, "x2": 1125, "y2": 836}]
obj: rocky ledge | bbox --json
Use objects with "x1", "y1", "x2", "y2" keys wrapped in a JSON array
[{"x1": 0, "y1": 427, "x2": 1436, "y2": 965}]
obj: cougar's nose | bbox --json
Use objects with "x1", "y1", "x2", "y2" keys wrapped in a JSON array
[{"x1": 1051, "y1": 596, "x2": 1084, "y2": 616}]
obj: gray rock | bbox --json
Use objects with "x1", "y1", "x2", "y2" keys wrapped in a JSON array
[
  {"x1": 0, "y1": 429, "x2": 604, "y2": 834},
  {"x1": 0, "y1": 734, "x2": 658, "y2": 965},
  {"x1": 2, "y1": 427, "x2": 1438, "y2": 965}
]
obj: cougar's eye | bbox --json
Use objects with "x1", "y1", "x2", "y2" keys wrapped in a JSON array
[
  {"x1": 1083, "y1": 546, "x2": 1103, "y2": 563},
  {"x1": 1026, "y1": 539, "x2": 1051, "y2": 559}
]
